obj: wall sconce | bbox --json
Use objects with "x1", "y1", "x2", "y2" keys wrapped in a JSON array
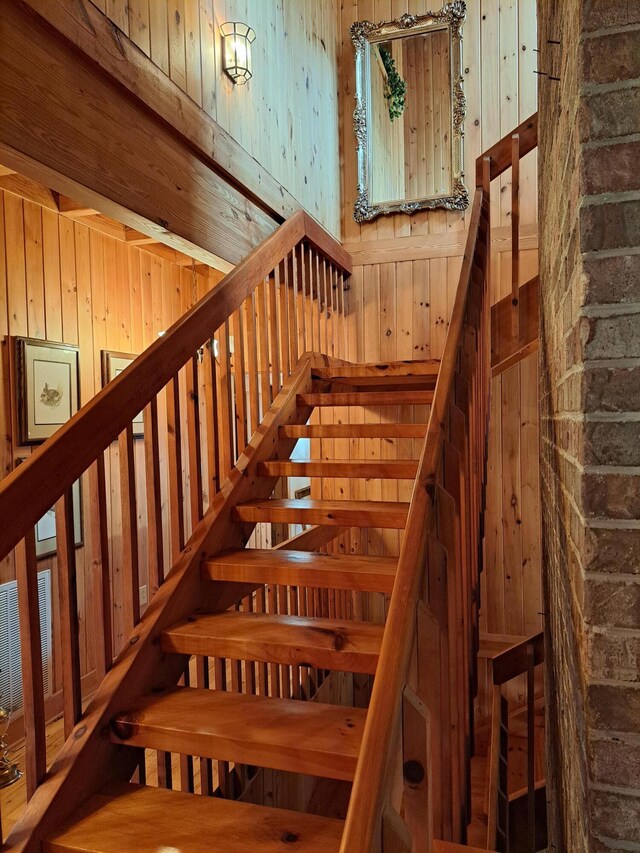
[{"x1": 220, "y1": 22, "x2": 256, "y2": 85}]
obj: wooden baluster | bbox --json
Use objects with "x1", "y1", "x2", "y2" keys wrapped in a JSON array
[
  {"x1": 294, "y1": 242, "x2": 306, "y2": 357},
  {"x1": 287, "y1": 250, "x2": 299, "y2": 365},
  {"x1": 119, "y1": 422, "x2": 140, "y2": 631},
  {"x1": 55, "y1": 488, "x2": 82, "y2": 738},
  {"x1": 254, "y1": 587, "x2": 269, "y2": 696},
  {"x1": 511, "y1": 133, "x2": 520, "y2": 340},
  {"x1": 526, "y1": 643, "x2": 536, "y2": 853},
  {"x1": 89, "y1": 453, "x2": 113, "y2": 679},
  {"x1": 196, "y1": 655, "x2": 213, "y2": 796},
  {"x1": 312, "y1": 247, "x2": 321, "y2": 352},
  {"x1": 166, "y1": 375, "x2": 185, "y2": 560},
  {"x1": 15, "y1": 529, "x2": 46, "y2": 799},
  {"x1": 232, "y1": 308, "x2": 247, "y2": 456},
  {"x1": 482, "y1": 155, "x2": 492, "y2": 296},
  {"x1": 329, "y1": 264, "x2": 338, "y2": 359},
  {"x1": 186, "y1": 354, "x2": 204, "y2": 527},
  {"x1": 144, "y1": 399, "x2": 164, "y2": 597},
  {"x1": 267, "y1": 270, "x2": 281, "y2": 401},
  {"x1": 179, "y1": 666, "x2": 195, "y2": 793},
  {"x1": 497, "y1": 694, "x2": 510, "y2": 852},
  {"x1": 202, "y1": 338, "x2": 220, "y2": 508},
  {"x1": 320, "y1": 257, "x2": 329, "y2": 355},
  {"x1": 266, "y1": 583, "x2": 281, "y2": 698},
  {"x1": 305, "y1": 245, "x2": 316, "y2": 352},
  {"x1": 257, "y1": 278, "x2": 272, "y2": 416},
  {"x1": 214, "y1": 657, "x2": 231, "y2": 796},
  {"x1": 216, "y1": 320, "x2": 233, "y2": 482},
  {"x1": 244, "y1": 292, "x2": 260, "y2": 438},
  {"x1": 276, "y1": 260, "x2": 290, "y2": 383}
]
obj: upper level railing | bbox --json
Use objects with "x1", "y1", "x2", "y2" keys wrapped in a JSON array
[
  {"x1": 0, "y1": 208, "x2": 351, "y2": 828},
  {"x1": 340, "y1": 114, "x2": 538, "y2": 852}
]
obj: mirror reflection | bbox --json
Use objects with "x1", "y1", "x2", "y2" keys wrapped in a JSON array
[
  {"x1": 351, "y1": 6, "x2": 468, "y2": 222},
  {"x1": 369, "y1": 30, "x2": 452, "y2": 205}
]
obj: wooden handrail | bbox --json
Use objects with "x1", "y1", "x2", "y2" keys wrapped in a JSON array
[
  {"x1": 340, "y1": 187, "x2": 486, "y2": 852},
  {"x1": 492, "y1": 632, "x2": 544, "y2": 685},
  {"x1": 475, "y1": 113, "x2": 538, "y2": 185},
  {"x1": 0, "y1": 209, "x2": 350, "y2": 560}
]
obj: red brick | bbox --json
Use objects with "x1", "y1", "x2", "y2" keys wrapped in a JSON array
[
  {"x1": 591, "y1": 788, "x2": 640, "y2": 843},
  {"x1": 583, "y1": 472, "x2": 640, "y2": 519},
  {"x1": 580, "y1": 86, "x2": 640, "y2": 141},
  {"x1": 586, "y1": 579, "x2": 640, "y2": 629},
  {"x1": 588, "y1": 682, "x2": 640, "y2": 732},
  {"x1": 582, "y1": 140, "x2": 640, "y2": 195},
  {"x1": 582, "y1": 30, "x2": 640, "y2": 85},
  {"x1": 583, "y1": 366, "x2": 640, "y2": 413},
  {"x1": 590, "y1": 735, "x2": 640, "y2": 788},
  {"x1": 580, "y1": 199, "x2": 640, "y2": 252},
  {"x1": 583, "y1": 253, "x2": 640, "y2": 303},
  {"x1": 583, "y1": 0, "x2": 640, "y2": 30}
]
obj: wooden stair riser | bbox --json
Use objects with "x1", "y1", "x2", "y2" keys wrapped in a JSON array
[
  {"x1": 110, "y1": 687, "x2": 365, "y2": 781},
  {"x1": 161, "y1": 612, "x2": 383, "y2": 674},
  {"x1": 202, "y1": 548, "x2": 397, "y2": 593}
]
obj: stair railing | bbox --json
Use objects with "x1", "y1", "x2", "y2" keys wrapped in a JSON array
[
  {"x1": 340, "y1": 114, "x2": 538, "y2": 852},
  {"x1": 0, "y1": 208, "x2": 351, "y2": 828},
  {"x1": 486, "y1": 632, "x2": 545, "y2": 853}
]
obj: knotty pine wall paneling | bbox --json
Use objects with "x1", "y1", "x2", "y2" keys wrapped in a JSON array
[
  {"x1": 0, "y1": 188, "x2": 224, "y2": 698},
  {"x1": 338, "y1": 0, "x2": 542, "y2": 695},
  {"x1": 98, "y1": 0, "x2": 342, "y2": 237}
]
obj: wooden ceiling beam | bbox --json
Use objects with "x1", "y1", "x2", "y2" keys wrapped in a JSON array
[
  {"x1": 58, "y1": 195, "x2": 99, "y2": 217},
  {"x1": 0, "y1": 172, "x2": 59, "y2": 211},
  {"x1": 18, "y1": 0, "x2": 299, "y2": 225},
  {"x1": 0, "y1": 2, "x2": 271, "y2": 273}
]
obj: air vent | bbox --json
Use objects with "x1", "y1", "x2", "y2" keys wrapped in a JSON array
[{"x1": 0, "y1": 571, "x2": 52, "y2": 712}]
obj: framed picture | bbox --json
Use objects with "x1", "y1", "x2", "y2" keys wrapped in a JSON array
[
  {"x1": 15, "y1": 337, "x2": 80, "y2": 445},
  {"x1": 15, "y1": 459, "x2": 83, "y2": 559},
  {"x1": 101, "y1": 350, "x2": 143, "y2": 438}
]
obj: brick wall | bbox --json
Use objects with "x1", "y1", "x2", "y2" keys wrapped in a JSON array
[{"x1": 538, "y1": 1, "x2": 640, "y2": 850}]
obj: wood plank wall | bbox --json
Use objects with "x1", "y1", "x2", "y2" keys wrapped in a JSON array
[
  {"x1": 338, "y1": 0, "x2": 542, "y2": 712},
  {"x1": 97, "y1": 0, "x2": 342, "y2": 236},
  {"x1": 0, "y1": 187, "x2": 224, "y2": 699}
]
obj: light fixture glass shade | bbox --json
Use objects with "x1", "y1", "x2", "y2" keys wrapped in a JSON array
[{"x1": 220, "y1": 22, "x2": 256, "y2": 85}]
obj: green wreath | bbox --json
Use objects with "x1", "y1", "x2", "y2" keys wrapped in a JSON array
[{"x1": 379, "y1": 46, "x2": 407, "y2": 121}]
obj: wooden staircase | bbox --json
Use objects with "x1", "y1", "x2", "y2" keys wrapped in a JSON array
[{"x1": 38, "y1": 362, "x2": 432, "y2": 853}]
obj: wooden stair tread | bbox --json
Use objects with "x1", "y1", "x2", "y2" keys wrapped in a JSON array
[
  {"x1": 203, "y1": 548, "x2": 397, "y2": 592},
  {"x1": 111, "y1": 686, "x2": 365, "y2": 780},
  {"x1": 232, "y1": 498, "x2": 409, "y2": 528},
  {"x1": 257, "y1": 459, "x2": 419, "y2": 479},
  {"x1": 44, "y1": 782, "x2": 343, "y2": 853},
  {"x1": 298, "y1": 390, "x2": 434, "y2": 406},
  {"x1": 280, "y1": 423, "x2": 429, "y2": 438},
  {"x1": 432, "y1": 842, "x2": 489, "y2": 853},
  {"x1": 161, "y1": 612, "x2": 382, "y2": 674}
]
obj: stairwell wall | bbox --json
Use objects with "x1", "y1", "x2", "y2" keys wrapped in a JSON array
[
  {"x1": 338, "y1": 0, "x2": 543, "y2": 715},
  {"x1": 0, "y1": 187, "x2": 224, "y2": 706},
  {"x1": 538, "y1": 1, "x2": 640, "y2": 850}
]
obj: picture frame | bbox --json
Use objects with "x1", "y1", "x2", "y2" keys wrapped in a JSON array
[
  {"x1": 100, "y1": 350, "x2": 143, "y2": 438},
  {"x1": 15, "y1": 458, "x2": 83, "y2": 559},
  {"x1": 15, "y1": 337, "x2": 80, "y2": 445}
]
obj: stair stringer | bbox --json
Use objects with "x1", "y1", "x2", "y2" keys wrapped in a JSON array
[{"x1": 6, "y1": 356, "x2": 317, "y2": 853}]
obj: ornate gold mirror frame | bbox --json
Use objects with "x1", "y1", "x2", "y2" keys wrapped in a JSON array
[{"x1": 351, "y1": 2, "x2": 468, "y2": 222}]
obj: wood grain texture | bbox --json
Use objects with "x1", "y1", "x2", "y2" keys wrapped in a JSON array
[
  {"x1": 110, "y1": 686, "x2": 365, "y2": 781},
  {"x1": 161, "y1": 612, "x2": 383, "y2": 675},
  {"x1": 279, "y1": 423, "x2": 429, "y2": 439},
  {"x1": 257, "y1": 459, "x2": 419, "y2": 479},
  {"x1": 233, "y1": 499, "x2": 409, "y2": 528},
  {"x1": 203, "y1": 548, "x2": 397, "y2": 593},
  {"x1": 44, "y1": 782, "x2": 344, "y2": 853}
]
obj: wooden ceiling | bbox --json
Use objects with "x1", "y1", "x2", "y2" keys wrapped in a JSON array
[{"x1": 0, "y1": 166, "x2": 224, "y2": 275}]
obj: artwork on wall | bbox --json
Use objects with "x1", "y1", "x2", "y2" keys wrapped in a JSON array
[
  {"x1": 15, "y1": 458, "x2": 83, "y2": 559},
  {"x1": 100, "y1": 350, "x2": 143, "y2": 437},
  {"x1": 14, "y1": 337, "x2": 80, "y2": 445}
]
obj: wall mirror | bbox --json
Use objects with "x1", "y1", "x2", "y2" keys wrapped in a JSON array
[{"x1": 351, "y1": 3, "x2": 468, "y2": 222}]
